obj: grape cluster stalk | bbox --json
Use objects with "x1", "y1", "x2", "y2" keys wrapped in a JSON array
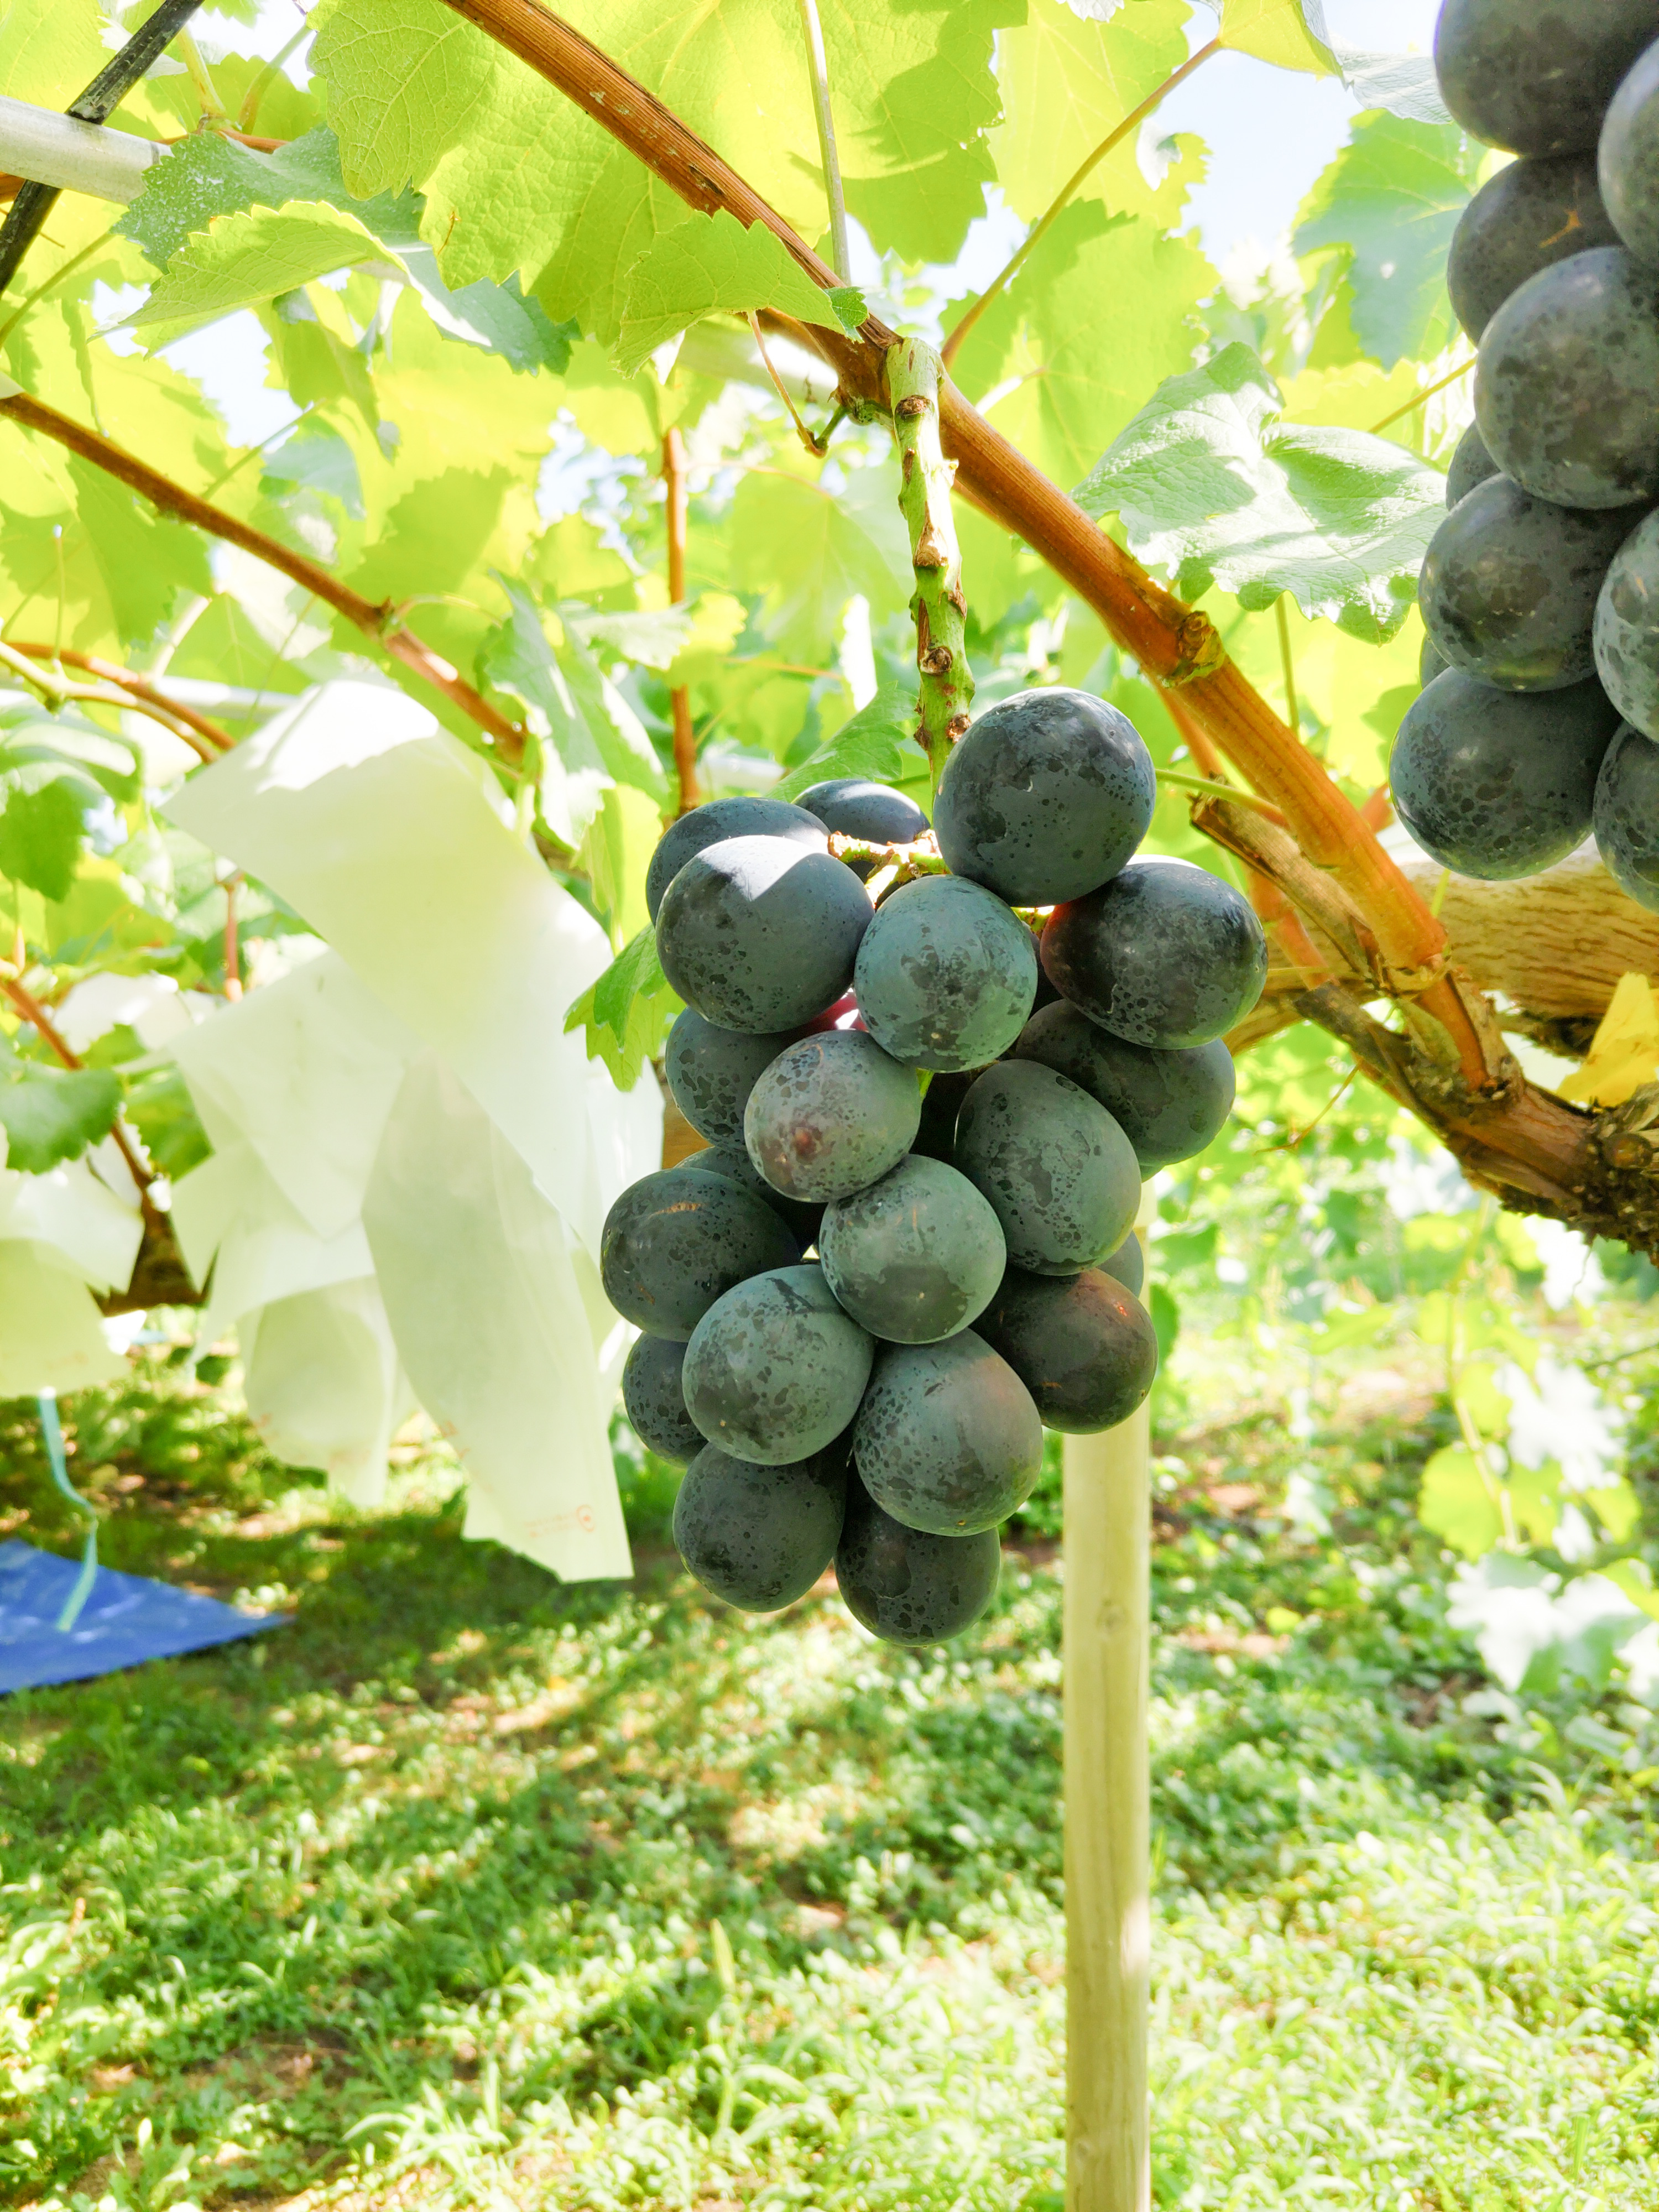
[
  {"x1": 602, "y1": 693, "x2": 1268, "y2": 1643},
  {"x1": 1398, "y1": 0, "x2": 1659, "y2": 911}
]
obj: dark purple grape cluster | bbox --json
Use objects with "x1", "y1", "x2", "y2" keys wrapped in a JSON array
[
  {"x1": 1394, "y1": 1, "x2": 1659, "y2": 906},
  {"x1": 603, "y1": 698, "x2": 1268, "y2": 1645}
]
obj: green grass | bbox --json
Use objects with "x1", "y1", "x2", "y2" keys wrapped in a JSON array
[{"x1": 3, "y1": 1353, "x2": 1659, "y2": 2210}]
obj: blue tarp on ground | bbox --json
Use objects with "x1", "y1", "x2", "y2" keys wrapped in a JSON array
[{"x1": 0, "y1": 1539, "x2": 287, "y2": 1694}]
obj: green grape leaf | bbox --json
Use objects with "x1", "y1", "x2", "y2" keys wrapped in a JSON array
[
  {"x1": 773, "y1": 681, "x2": 919, "y2": 799},
  {"x1": 480, "y1": 584, "x2": 666, "y2": 845},
  {"x1": 729, "y1": 463, "x2": 911, "y2": 662},
  {"x1": 564, "y1": 924, "x2": 681, "y2": 1090},
  {"x1": 1293, "y1": 114, "x2": 1474, "y2": 370},
  {"x1": 952, "y1": 202, "x2": 1215, "y2": 496},
  {"x1": 65, "y1": 458, "x2": 215, "y2": 641},
  {"x1": 262, "y1": 416, "x2": 367, "y2": 520},
  {"x1": 316, "y1": 0, "x2": 1009, "y2": 336},
  {"x1": 129, "y1": 203, "x2": 398, "y2": 332},
  {"x1": 1418, "y1": 1445, "x2": 1504, "y2": 1561},
  {"x1": 992, "y1": 0, "x2": 1199, "y2": 228},
  {"x1": 0, "y1": 1035, "x2": 122, "y2": 1173},
  {"x1": 1215, "y1": 0, "x2": 1338, "y2": 75},
  {"x1": 826, "y1": 285, "x2": 868, "y2": 333},
  {"x1": 615, "y1": 211, "x2": 845, "y2": 375},
  {"x1": 1073, "y1": 342, "x2": 1443, "y2": 642},
  {"x1": 0, "y1": 0, "x2": 106, "y2": 105},
  {"x1": 122, "y1": 1060, "x2": 212, "y2": 1181},
  {"x1": 0, "y1": 778, "x2": 85, "y2": 901},
  {"x1": 564, "y1": 603, "x2": 696, "y2": 670},
  {"x1": 117, "y1": 132, "x2": 279, "y2": 269}
]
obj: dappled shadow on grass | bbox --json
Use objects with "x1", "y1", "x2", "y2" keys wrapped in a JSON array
[{"x1": 8, "y1": 1357, "x2": 1659, "y2": 2206}]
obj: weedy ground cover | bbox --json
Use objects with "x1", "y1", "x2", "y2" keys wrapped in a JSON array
[{"x1": 3, "y1": 1323, "x2": 1659, "y2": 2212}]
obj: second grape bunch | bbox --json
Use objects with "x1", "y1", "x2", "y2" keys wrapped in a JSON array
[
  {"x1": 1397, "y1": 0, "x2": 1659, "y2": 908},
  {"x1": 602, "y1": 687, "x2": 1269, "y2": 1646}
]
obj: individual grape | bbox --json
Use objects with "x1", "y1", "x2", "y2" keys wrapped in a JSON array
[
  {"x1": 975, "y1": 1266, "x2": 1158, "y2": 1434},
  {"x1": 665, "y1": 1009, "x2": 799, "y2": 1145},
  {"x1": 910, "y1": 1067, "x2": 974, "y2": 1166},
  {"x1": 1448, "y1": 154, "x2": 1620, "y2": 339},
  {"x1": 818, "y1": 1155, "x2": 1006, "y2": 1344},
  {"x1": 656, "y1": 835, "x2": 874, "y2": 1032},
  {"x1": 796, "y1": 778, "x2": 929, "y2": 844},
  {"x1": 601, "y1": 1168, "x2": 800, "y2": 1340},
  {"x1": 674, "y1": 1440, "x2": 848, "y2": 1612},
  {"x1": 953, "y1": 1061, "x2": 1140, "y2": 1276},
  {"x1": 852, "y1": 874, "x2": 1037, "y2": 1072},
  {"x1": 1434, "y1": 0, "x2": 1659, "y2": 158},
  {"x1": 685, "y1": 1143, "x2": 825, "y2": 1250},
  {"x1": 835, "y1": 1479, "x2": 999, "y2": 1646},
  {"x1": 1446, "y1": 423, "x2": 1500, "y2": 510},
  {"x1": 1011, "y1": 1001, "x2": 1234, "y2": 1172},
  {"x1": 1100, "y1": 1232, "x2": 1144, "y2": 1298},
  {"x1": 1594, "y1": 719, "x2": 1659, "y2": 909},
  {"x1": 1420, "y1": 635, "x2": 1450, "y2": 688},
  {"x1": 1475, "y1": 247, "x2": 1659, "y2": 510},
  {"x1": 1594, "y1": 508, "x2": 1659, "y2": 735},
  {"x1": 1602, "y1": 39, "x2": 1659, "y2": 270},
  {"x1": 621, "y1": 1333, "x2": 702, "y2": 1464},
  {"x1": 1390, "y1": 669, "x2": 1620, "y2": 878},
  {"x1": 743, "y1": 1030, "x2": 921, "y2": 1202},
  {"x1": 1041, "y1": 859, "x2": 1269, "y2": 1050},
  {"x1": 853, "y1": 1330, "x2": 1043, "y2": 1535},
  {"x1": 682, "y1": 1263, "x2": 873, "y2": 1464},
  {"x1": 932, "y1": 687, "x2": 1156, "y2": 905},
  {"x1": 645, "y1": 796, "x2": 826, "y2": 921},
  {"x1": 1418, "y1": 475, "x2": 1639, "y2": 692}
]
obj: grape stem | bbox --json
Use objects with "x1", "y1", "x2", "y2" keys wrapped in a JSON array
[
  {"x1": 660, "y1": 427, "x2": 700, "y2": 817},
  {"x1": 888, "y1": 338, "x2": 972, "y2": 788}
]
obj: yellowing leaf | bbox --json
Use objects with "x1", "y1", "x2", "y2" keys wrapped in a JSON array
[
  {"x1": 130, "y1": 205, "x2": 398, "y2": 332},
  {"x1": 1558, "y1": 973, "x2": 1659, "y2": 1106},
  {"x1": 614, "y1": 211, "x2": 843, "y2": 375}
]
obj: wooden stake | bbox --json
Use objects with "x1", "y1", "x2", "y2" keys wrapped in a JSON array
[{"x1": 1063, "y1": 1224, "x2": 1152, "y2": 2211}]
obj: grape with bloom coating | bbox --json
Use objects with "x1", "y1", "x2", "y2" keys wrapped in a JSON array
[
  {"x1": 796, "y1": 778, "x2": 928, "y2": 843},
  {"x1": 853, "y1": 1330, "x2": 1043, "y2": 1535},
  {"x1": 646, "y1": 796, "x2": 826, "y2": 920},
  {"x1": 818, "y1": 1155, "x2": 1005, "y2": 1344},
  {"x1": 656, "y1": 834, "x2": 874, "y2": 1032},
  {"x1": 744, "y1": 1030, "x2": 921, "y2": 1202},
  {"x1": 622, "y1": 1334, "x2": 702, "y2": 1465},
  {"x1": 1012, "y1": 1001, "x2": 1234, "y2": 1172},
  {"x1": 975, "y1": 1266, "x2": 1158, "y2": 1434},
  {"x1": 1593, "y1": 508, "x2": 1659, "y2": 737},
  {"x1": 1475, "y1": 248, "x2": 1659, "y2": 511},
  {"x1": 835, "y1": 1480, "x2": 999, "y2": 1646},
  {"x1": 1446, "y1": 422, "x2": 1500, "y2": 510},
  {"x1": 682, "y1": 1264, "x2": 873, "y2": 1465},
  {"x1": 1041, "y1": 860, "x2": 1267, "y2": 1050},
  {"x1": 1391, "y1": 668, "x2": 1619, "y2": 878},
  {"x1": 674, "y1": 1441, "x2": 848, "y2": 1611},
  {"x1": 1448, "y1": 153, "x2": 1619, "y2": 339},
  {"x1": 933, "y1": 686, "x2": 1155, "y2": 905},
  {"x1": 1594, "y1": 720, "x2": 1659, "y2": 910},
  {"x1": 665, "y1": 1009, "x2": 798, "y2": 1145},
  {"x1": 600, "y1": 1168, "x2": 799, "y2": 1341},
  {"x1": 853, "y1": 874, "x2": 1037, "y2": 1072},
  {"x1": 1601, "y1": 39, "x2": 1659, "y2": 273},
  {"x1": 953, "y1": 1060, "x2": 1140, "y2": 1277},
  {"x1": 1419, "y1": 474, "x2": 1640, "y2": 693},
  {"x1": 1434, "y1": 0, "x2": 1659, "y2": 159}
]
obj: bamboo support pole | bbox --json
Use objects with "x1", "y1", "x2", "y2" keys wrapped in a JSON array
[{"x1": 1063, "y1": 1209, "x2": 1153, "y2": 2212}]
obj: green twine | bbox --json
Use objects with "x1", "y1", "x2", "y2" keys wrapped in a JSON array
[{"x1": 39, "y1": 1391, "x2": 98, "y2": 1632}]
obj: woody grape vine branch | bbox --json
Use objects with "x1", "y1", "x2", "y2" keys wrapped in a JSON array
[{"x1": 0, "y1": 389, "x2": 530, "y2": 768}]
